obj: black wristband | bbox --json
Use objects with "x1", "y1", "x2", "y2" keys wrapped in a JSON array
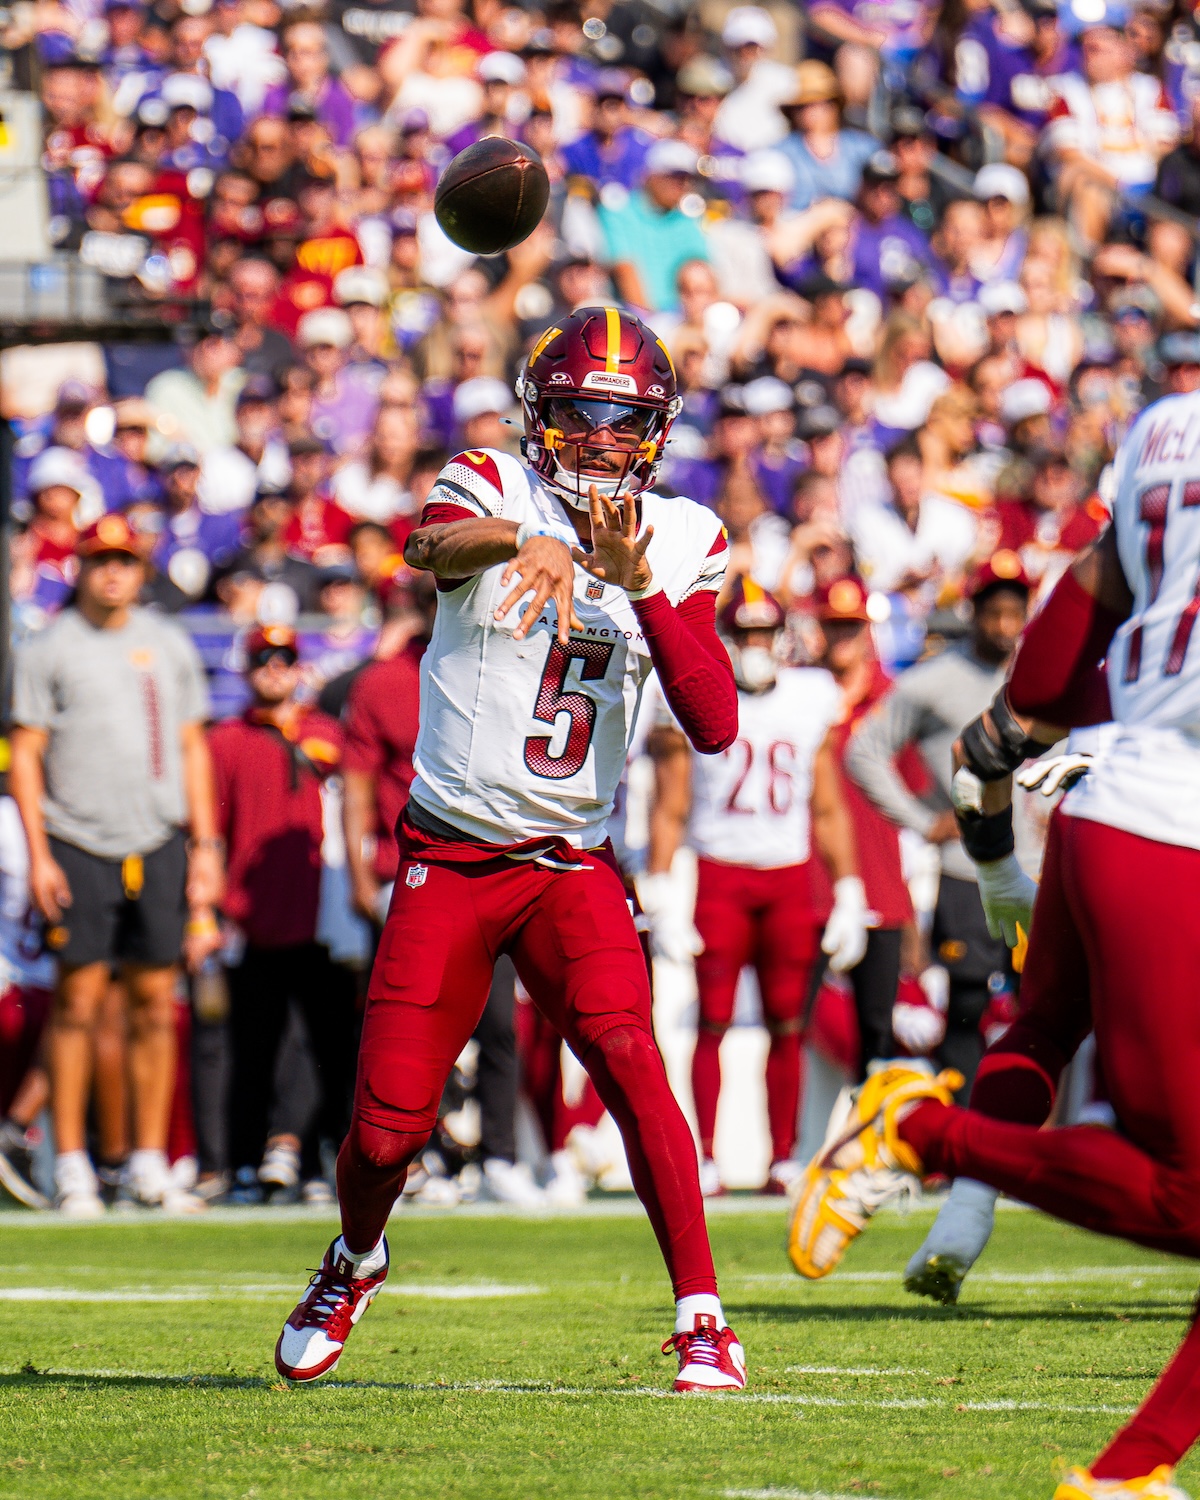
[
  {"x1": 956, "y1": 805, "x2": 1016, "y2": 863},
  {"x1": 959, "y1": 689, "x2": 1044, "y2": 782}
]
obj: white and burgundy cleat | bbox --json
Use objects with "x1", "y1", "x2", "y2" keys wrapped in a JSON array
[
  {"x1": 663, "y1": 1314, "x2": 747, "y2": 1393},
  {"x1": 274, "y1": 1237, "x2": 389, "y2": 1383}
]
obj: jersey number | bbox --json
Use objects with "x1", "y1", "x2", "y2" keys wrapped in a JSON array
[
  {"x1": 1125, "y1": 479, "x2": 1200, "y2": 681},
  {"x1": 723, "y1": 738, "x2": 797, "y2": 815},
  {"x1": 523, "y1": 639, "x2": 616, "y2": 780}
]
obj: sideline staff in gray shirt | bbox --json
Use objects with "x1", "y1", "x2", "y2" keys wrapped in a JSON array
[
  {"x1": 10, "y1": 512, "x2": 224, "y2": 1217},
  {"x1": 845, "y1": 558, "x2": 1030, "y2": 1093}
]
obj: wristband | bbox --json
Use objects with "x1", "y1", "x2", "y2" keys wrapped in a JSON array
[
  {"x1": 626, "y1": 579, "x2": 661, "y2": 602},
  {"x1": 959, "y1": 689, "x2": 1044, "y2": 782},
  {"x1": 957, "y1": 805, "x2": 1016, "y2": 863},
  {"x1": 514, "y1": 521, "x2": 563, "y2": 550}
]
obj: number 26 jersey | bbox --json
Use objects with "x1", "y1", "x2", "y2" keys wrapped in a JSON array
[
  {"x1": 408, "y1": 448, "x2": 728, "y2": 849},
  {"x1": 688, "y1": 668, "x2": 842, "y2": 869}
]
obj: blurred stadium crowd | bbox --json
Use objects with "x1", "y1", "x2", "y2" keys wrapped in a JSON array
[{"x1": 0, "y1": 0, "x2": 1193, "y2": 1213}]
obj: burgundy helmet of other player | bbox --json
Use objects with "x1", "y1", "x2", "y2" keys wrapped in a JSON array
[{"x1": 518, "y1": 306, "x2": 682, "y2": 509}]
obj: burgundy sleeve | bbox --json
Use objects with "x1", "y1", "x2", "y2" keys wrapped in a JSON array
[
  {"x1": 1007, "y1": 567, "x2": 1127, "y2": 727},
  {"x1": 342, "y1": 672, "x2": 385, "y2": 778},
  {"x1": 632, "y1": 589, "x2": 737, "y2": 754}
]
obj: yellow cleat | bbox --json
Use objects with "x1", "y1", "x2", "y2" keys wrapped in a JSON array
[
  {"x1": 1054, "y1": 1467, "x2": 1191, "y2": 1500},
  {"x1": 786, "y1": 1065, "x2": 962, "y2": 1280}
]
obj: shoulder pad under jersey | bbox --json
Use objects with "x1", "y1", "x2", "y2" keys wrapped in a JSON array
[{"x1": 427, "y1": 448, "x2": 531, "y2": 520}]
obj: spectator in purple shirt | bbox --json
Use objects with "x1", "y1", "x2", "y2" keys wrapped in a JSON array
[
  {"x1": 560, "y1": 72, "x2": 653, "y2": 190},
  {"x1": 299, "y1": 308, "x2": 382, "y2": 456},
  {"x1": 261, "y1": 21, "x2": 356, "y2": 149},
  {"x1": 153, "y1": 444, "x2": 244, "y2": 597},
  {"x1": 849, "y1": 150, "x2": 944, "y2": 301},
  {"x1": 443, "y1": 53, "x2": 528, "y2": 158}
]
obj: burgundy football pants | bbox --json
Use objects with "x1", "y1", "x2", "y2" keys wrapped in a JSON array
[
  {"x1": 337, "y1": 845, "x2": 717, "y2": 1298},
  {"x1": 899, "y1": 813, "x2": 1200, "y2": 1478},
  {"x1": 691, "y1": 858, "x2": 818, "y2": 1163}
]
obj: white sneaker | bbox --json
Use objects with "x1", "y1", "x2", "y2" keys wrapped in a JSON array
[
  {"x1": 123, "y1": 1150, "x2": 206, "y2": 1213},
  {"x1": 170, "y1": 1155, "x2": 199, "y2": 1193},
  {"x1": 54, "y1": 1152, "x2": 105, "y2": 1217},
  {"x1": 480, "y1": 1157, "x2": 545, "y2": 1208},
  {"x1": 302, "y1": 1177, "x2": 334, "y2": 1206},
  {"x1": 698, "y1": 1157, "x2": 724, "y2": 1199},
  {"x1": 904, "y1": 1177, "x2": 998, "y2": 1304},
  {"x1": 542, "y1": 1149, "x2": 588, "y2": 1207},
  {"x1": 414, "y1": 1174, "x2": 461, "y2": 1207},
  {"x1": 764, "y1": 1159, "x2": 803, "y2": 1196},
  {"x1": 259, "y1": 1143, "x2": 301, "y2": 1190}
]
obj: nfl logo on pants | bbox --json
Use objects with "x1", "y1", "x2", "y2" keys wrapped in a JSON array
[{"x1": 406, "y1": 864, "x2": 428, "y2": 889}]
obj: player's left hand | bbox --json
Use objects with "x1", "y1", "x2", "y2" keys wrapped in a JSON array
[
  {"x1": 821, "y1": 876, "x2": 872, "y2": 973},
  {"x1": 975, "y1": 852, "x2": 1038, "y2": 947},
  {"x1": 572, "y1": 486, "x2": 655, "y2": 595}
]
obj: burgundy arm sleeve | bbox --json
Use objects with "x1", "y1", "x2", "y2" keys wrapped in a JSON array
[
  {"x1": 1007, "y1": 567, "x2": 1128, "y2": 727},
  {"x1": 632, "y1": 589, "x2": 738, "y2": 754}
]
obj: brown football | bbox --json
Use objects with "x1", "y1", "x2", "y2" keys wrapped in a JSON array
[{"x1": 434, "y1": 137, "x2": 550, "y2": 256}]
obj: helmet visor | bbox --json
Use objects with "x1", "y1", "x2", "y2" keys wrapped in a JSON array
[{"x1": 543, "y1": 396, "x2": 657, "y2": 447}]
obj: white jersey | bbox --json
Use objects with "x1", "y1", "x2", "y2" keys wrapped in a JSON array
[
  {"x1": 1062, "y1": 392, "x2": 1200, "y2": 850},
  {"x1": 0, "y1": 797, "x2": 54, "y2": 990},
  {"x1": 410, "y1": 449, "x2": 728, "y2": 847},
  {"x1": 688, "y1": 667, "x2": 842, "y2": 869}
]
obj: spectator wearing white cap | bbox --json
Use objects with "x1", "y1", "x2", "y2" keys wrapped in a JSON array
[
  {"x1": 300, "y1": 307, "x2": 382, "y2": 456},
  {"x1": 333, "y1": 267, "x2": 392, "y2": 375},
  {"x1": 597, "y1": 138, "x2": 710, "y2": 313},
  {"x1": 708, "y1": 150, "x2": 799, "y2": 306},
  {"x1": 11, "y1": 450, "x2": 90, "y2": 617},
  {"x1": 1000, "y1": 376, "x2": 1053, "y2": 453},
  {"x1": 452, "y1": 376, "x2": 516, "y2": 454},
  {"x1": 713, "y1": 6, "x2": 797, "y2": 152},
  {"x1": 443, "y1": 53, "x2": 530, "y2": 158},
  {"x1": 972, "y1": 163, "x2": 1031, "y2": 285}
]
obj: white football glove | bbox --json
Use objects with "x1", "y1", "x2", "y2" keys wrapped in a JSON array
[
  {"x1": 821, "y1": 876, "x2": 872, "y2": 973},
  {"x1": 892, "y1": 996, "x2": 947, "y2": 1056},
  {"x1": 1017, "y1": 752, "x2": 1093, "y2": 798},
  {"x1": 634, "y1": 871, "x2": 704, "y2": 965},
  {"x1": 975, "y1": 853, "x2": 1038, "y2": 948},
  {"x1": 950, "y1": 765, "x2": 985, "y2": 816}
]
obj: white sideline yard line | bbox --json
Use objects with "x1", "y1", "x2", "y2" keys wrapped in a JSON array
[
  {"x1": 724, "y1": 1491, "x2": 904, "y2": 1500},
  {"x1": 739, "y1": 1266, "x2": 1192, "y2": 1286},
  {"x1": 786, "y1": 1366, "x2": 928, "y2": 1377},
  {"x1": 17, "y1": 1369, "x2": 1138, "y2": 1416},
  {"x1": 0, "y1": 1283, "x2": 542, "y2": 1302}
]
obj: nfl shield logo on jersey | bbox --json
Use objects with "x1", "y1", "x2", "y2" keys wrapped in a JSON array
[
  {"x1": 586, "y1": 579, "x2": 604, "y2": 600},
  {"x1": 406, "y1": 864, "x2": 428, "y2": 889}
]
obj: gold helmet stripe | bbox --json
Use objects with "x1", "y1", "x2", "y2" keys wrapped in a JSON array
[{"x1": 605, "y1": 306, "x2": 621, "y2": 373}]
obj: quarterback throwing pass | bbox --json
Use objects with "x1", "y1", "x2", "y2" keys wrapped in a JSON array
[{"x1": 275, "y1": 307, "x2": 747, "y2": 1394}]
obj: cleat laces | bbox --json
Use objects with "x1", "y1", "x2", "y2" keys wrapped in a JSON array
[
  {"x1": 663, "y1": 1326, "x2": 725, "y2": 1368},
  {"x1": 300, "y1": 1267, "x2": 357, "y2": 1340}
]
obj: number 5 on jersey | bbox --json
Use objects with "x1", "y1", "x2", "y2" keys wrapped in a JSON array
[{"x1": 524, "y1": 638, "x2": 616, "y2": 780}]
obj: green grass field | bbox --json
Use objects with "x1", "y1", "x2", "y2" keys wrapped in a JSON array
[{"x1": 0, "y1": 1201, "x2": 1195, "y2": 1500}]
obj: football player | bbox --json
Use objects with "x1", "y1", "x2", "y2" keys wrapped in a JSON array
[
  {"x1": 275, "y1": 307, "x2": 747, "y2": 1394},
  {"x1": 645, "y1": 578, "x2": 869, "y2": 1197},
  {"x1": 788, "y1": 382, "x2": 1200, "y2": 1498}
]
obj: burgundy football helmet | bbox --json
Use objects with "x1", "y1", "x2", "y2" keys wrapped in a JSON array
[{"x1": 518, "y1": 306, "x2": 682, "y2": 508}]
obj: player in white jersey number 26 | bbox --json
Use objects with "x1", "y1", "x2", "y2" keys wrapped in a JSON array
[{"x1": 274, "y1": 306, "x2": 748, "y2": 1396}]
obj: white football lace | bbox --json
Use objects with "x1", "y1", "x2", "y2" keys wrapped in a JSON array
[{"x1": 683, "y1": 1331, "x2": 723, "y2": 1368}]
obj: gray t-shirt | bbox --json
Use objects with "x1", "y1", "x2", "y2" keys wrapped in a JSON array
[{"x1": 12, "y1": 607, "x2": 210, "y2": 859}]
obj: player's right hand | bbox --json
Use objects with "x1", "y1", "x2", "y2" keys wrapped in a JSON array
[
  {"x1": 975, "y1": 852, "x2": 1038, "y2": 948},
  {"x1": 30, "y1": 853, "x2": 72, "y2": 924},
  {"x1": 496, "y1": 535, "x2": 584, "y2": 645}
]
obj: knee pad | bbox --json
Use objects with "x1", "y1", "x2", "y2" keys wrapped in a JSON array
[
  {"x1": 565, "y1": 964, "x2": 652, "y2": 1053},
  {"x1": 584, "y1": 1023, "x2": 663, "y2": 1094}
]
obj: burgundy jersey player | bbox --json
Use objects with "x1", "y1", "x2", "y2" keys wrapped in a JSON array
[{"x1": 274, "y1": 307, "x2": 748, "y2": 1394}]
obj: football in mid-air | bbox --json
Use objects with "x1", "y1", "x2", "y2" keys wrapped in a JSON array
[{"x1": 434, "y1": 137, "x2": 550, "y2": 256}]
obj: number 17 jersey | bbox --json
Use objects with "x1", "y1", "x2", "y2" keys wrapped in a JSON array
[
  {"x1": 1061, "y1": 390, "x2": 1200, "y2": 851},
  {"x1": 408, "y1": 448, "x2": 728, "y2": 848}
]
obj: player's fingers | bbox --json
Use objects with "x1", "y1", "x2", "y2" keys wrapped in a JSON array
[
  {"x1": 570, "y1": 547, "x2": 598, "y2": 573},
  {"x1": 600, "y1": 493, "x2": 621, "y2": 532},
  {"x1": 587, "y1": 485, "x2": 604, "y2": 534},
  {"x1": 622, "y1": 490, "x2": 637, "y2": 539},
  {"x1": 569, "y1": 604, "x2": 584, "y2": 633},
  {"x1": 500, "y1": 559, "x2": 518, "y2": 587},
  {"x1": 632, "y1": 524, "x2": 654, "y2": 558},
  {"x1": 494, "y1": 578, "x2": 531, "y2": 621},
  {"x1": 513, "y1": 580, "x2": 553, "y2": 640},
  {"x1": 554, "y1": 581, "x2": 575, "y2": 643}
]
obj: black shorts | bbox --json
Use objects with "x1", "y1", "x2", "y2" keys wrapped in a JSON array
[{"x1": 46, "y1": 832, "x2": 188, "y2": 970}]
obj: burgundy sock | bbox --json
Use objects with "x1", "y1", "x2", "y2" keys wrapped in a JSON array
[
  {"x1": 690, "y1": 1030, "x2": 722, "y2": 1159},
  {"x1": 765, "y1": 1032, "x2": 802, "y2": 1163},
  {"x1": 1094, "y1": 1313, "x2": 1200, "y2": 1479},
  {"x1": 584, "y1": 1026, "x2": 718, "y2": 1298},
  {"x1": 335, "y1": 1116, "x2": 429, "y2": 1254}
]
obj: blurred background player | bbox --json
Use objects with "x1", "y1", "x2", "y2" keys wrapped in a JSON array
[{"x1": 646, "y1": 577, "x2": 868, "y2": 1197}]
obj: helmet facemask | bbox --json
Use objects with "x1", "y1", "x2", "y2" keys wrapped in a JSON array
[{"x1": 522, "y1": 385, "x2": 680, "y2": 510}]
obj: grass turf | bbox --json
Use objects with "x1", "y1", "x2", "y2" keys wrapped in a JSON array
[{"x1": 0, "y1": 1204, "x2": 1196, "y2": 1499}]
